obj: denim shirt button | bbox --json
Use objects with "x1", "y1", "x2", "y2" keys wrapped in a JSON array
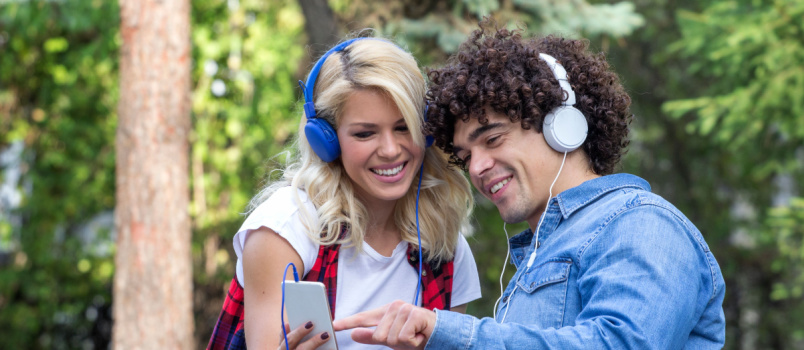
[
  {"x1": 503, "y1": 295, "x2": 508, "y2": 303},
  {"x1": 537, "y1": 241, "x2": 541, "y2": 248}
]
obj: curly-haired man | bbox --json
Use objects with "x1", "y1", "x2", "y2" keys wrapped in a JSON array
[{"x1": 335, "y1": 20, "x2": 726, "y2": 349}]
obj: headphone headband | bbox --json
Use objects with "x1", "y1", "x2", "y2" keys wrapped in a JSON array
[
  {"x1": 300, "y1": 38, "x2": 366, "y2": 118},
  {"x1": 538, "y1": 53, "x2": 576, "y2": 106}
]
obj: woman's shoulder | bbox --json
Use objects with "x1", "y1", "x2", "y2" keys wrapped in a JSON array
[
  {"x1": 242, "y1": 186, "x2": 316, "y2": 230},
  {"x1": 452, "y1": 234, "x2": 474, "y2": 264},
  {"x1": 251, "y1": 186, "x2": 313, "y2": 215}
]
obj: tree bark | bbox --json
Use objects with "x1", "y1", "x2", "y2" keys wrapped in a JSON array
[{"x1": 113, "y1": 0, "x2": 194, "y2": 348}]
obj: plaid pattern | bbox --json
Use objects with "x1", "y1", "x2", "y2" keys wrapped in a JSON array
[
  {"x1": 302, "y1": 241, "x2": 341, "y2": 318},
  {"x1": 407, "y1": 245, "x2": 454, "y2": 311},
  {"x1": 207, "y1": 276, "x2": 246, "y2": 350},
  {"x1": 207, "y1": 230, "x2": 454, "y2": 350}
]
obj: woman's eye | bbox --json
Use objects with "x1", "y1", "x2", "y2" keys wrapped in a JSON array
[
  {"x1": 395, "y1": 125, "x2": 409, "y2": 132},
  {"x1": 354, "y1": 131, "x2": 373, "y2": 139}
]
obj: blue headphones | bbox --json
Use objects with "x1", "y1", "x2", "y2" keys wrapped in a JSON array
[{"x1": 298, "y1": 37, "x2": 433, "y2": 163}]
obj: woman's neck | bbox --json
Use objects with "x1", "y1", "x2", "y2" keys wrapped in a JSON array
[{"x1": 359, "y1": 195, "x2": 402, "y2": 257}]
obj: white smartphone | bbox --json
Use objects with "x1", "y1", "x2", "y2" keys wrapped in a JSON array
[{"x1": 283, "y1": 281, "x2": 338, "y2": 350}]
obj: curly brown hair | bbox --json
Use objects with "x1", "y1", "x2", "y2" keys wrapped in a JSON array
[{"x1": 425, "y1": 20, "x2": 633, "y2": 175}]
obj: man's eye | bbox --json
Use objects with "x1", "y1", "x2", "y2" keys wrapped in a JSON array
[
  {"x1": 461, "y1": 155, "x2": 471, "y2": 170},
  {"x1": 487, "y1": 135, "x2": 501, "y2": 145}
]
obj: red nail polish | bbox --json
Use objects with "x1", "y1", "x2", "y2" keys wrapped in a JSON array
[
  {"x1": 305, "y1": 321, "x2": 313, "y2": 329},
  {"x1": 321, "y1": 332, "x2": 329, "y2": 340}
]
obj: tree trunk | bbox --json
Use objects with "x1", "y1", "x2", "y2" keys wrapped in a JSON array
[
  {"x1": 298, "y1": 0, "x2": 340, "y2": 55},
  {"x1": 113, "y1": 0, "x2": 193, "y2": 348}
]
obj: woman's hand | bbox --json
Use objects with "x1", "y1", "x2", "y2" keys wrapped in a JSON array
[{"x1": 277, "y1": 322, "x2": 332, "y2": 350}]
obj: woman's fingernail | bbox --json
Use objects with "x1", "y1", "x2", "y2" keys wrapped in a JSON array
[
  {"x1": 305, "y1": 321, "x2": 313, "y2": 329},
  {"x1": 321, "y1": 332, "x2": 330, "y2": 340}
]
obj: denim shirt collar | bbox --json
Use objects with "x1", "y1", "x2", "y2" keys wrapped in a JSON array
[{"x1": 509, "y1": 173, "x2": 651, "y2": 256}]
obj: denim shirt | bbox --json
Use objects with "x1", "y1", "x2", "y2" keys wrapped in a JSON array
[{"x1": 426, "y1": 174, "x2": 726, "y2": 349}]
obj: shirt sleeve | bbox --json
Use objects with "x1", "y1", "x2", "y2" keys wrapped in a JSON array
[
  {"x1": 449, "y1": 234, "x2": 482, "y2": 307},
  {"x1": 426, "y1": 205, "x2": 721, "y2": 349},
  {"x1": 233, "y1": 187, "x2": 320, "y2": 287}
]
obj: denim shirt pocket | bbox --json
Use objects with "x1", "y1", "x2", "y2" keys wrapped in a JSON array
[{"x1": 515, "y1": 257, "x2": 573, "y2": 328}]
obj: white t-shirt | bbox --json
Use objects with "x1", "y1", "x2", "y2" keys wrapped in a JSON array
[{"x1": 233, "y1": 187, "x2": 482, "y2": 350}]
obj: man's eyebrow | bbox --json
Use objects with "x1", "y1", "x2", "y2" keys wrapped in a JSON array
[
  {"x1": 453, "y1": 122, "x2": 505, "y2": 154},
  {"x1": 468, "y1": 122, "x2": 505, "y2": 143}
]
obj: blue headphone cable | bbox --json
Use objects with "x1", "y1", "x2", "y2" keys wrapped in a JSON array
[
  {"x1": 281, "y1": 262, "x2": 300, "y2": 350},
  {"x1": 413, "y1": 161, "x2": 424, "y2": 306}
]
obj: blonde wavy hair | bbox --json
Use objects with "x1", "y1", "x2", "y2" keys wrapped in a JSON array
[{"x1": 249, "y1": 37, "x2": 473, "y2": 263}]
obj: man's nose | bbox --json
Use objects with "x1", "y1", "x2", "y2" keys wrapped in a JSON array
[{"x1": 468, "y1": 148, "x2": 493, "y2": 178}]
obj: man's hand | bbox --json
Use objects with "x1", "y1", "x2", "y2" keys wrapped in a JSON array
[{"x1": 332, "y1": 300, "x2": 437, "y2": 350}]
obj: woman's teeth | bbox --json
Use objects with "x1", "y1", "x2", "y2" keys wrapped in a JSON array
[
  {"x1": 372, "y1": 164, "x2": 404, "y2": 176},
  {"x1": 490, "y1": 177, "x2": 511, "y2": 194}
]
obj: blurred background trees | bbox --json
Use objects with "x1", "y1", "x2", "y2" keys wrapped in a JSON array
[{"x1": 1, "y1": 0, "x2": 802, "y2": 348}]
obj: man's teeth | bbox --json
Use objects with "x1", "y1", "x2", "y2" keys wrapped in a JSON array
[
  {"x1": 372, "y1": 164, "x2": 404, "y2": 176},
  {"x1": 490, "y1": 178, "x2": 511, "y2": 194}
]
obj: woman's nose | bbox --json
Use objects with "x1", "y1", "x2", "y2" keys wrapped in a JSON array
[{"x1": 377, "y1": 132, "x2": 402, "y2": 159}]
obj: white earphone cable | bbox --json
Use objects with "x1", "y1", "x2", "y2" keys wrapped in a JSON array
[
  {"x1": 500, "y1": 151, "x2": 568, "y2": 323},
  {"x1": 493, "y1": 222, "x2": 512, "y2": 320},
  {"x1": 525, "y1": 150, "x2": 567, "y2": 269}
]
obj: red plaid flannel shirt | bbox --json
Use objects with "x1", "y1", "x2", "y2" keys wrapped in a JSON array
[{"x1": 207, "y1": 240, "x2": 453, "y2": 350}]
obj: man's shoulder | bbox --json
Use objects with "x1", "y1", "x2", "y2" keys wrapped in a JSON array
[
  {"x1": 575, "y1": 174, "x2": 686, "y2": 221},
  {"x1": 586, "y1": 183, "x2": 696, "y2": 232},
  {"x1": 581, "y1": 179, "x2": 715, "y2": 258}
]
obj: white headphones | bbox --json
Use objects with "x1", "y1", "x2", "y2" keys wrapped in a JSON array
[{"x1": 539, "y1": 53, "x2": 588, "y2": 153}]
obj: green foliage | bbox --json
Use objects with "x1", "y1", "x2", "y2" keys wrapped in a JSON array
[
  {"x1": 768, "y1": 197, "x2": 804, "y2": 301},
  {"x1": 663, "y1": 0, "x2": 804, "y2": 179},
  {"x1": 0, "y1": 0, "x2": 119, "y2": 348},
  {"x1": 189, "y1": 0, "x2": 304, "y2": 231},
  {"x1": 391, "y1": 0, "x2": 644, "y2": 56},
  {"x1": 657, "y1": 0, "x2": 804, "y2": 346},
  {"x1": 189, "y1": 0, "x2": 307, "y2": 338},
  {"x1": 1, "y1": 0, "x2": 308, "y2": 347}
]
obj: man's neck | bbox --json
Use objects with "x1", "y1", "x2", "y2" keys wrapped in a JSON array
[{"x1": 527, "y1": 153, "x2": 600, "y2": 229}]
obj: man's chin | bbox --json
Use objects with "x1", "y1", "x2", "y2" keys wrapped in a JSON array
[{"x1": 497, "y1": 208, "x2": 526, "y2": 225}]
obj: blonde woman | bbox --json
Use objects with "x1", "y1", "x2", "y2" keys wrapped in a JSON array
[{"x1": 208, "y1": 36, "x2": 481, "y2": 350}]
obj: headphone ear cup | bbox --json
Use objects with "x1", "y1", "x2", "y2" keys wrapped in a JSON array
[
  {"x1": 543, "y1": 106, "x2": 588, "y2": 153},
  {"x1": 305, "y1": 118, "x2": 341, "y2": 162},
  {"x1": 423, "y1": 103, "x2": 434, "y2": 148}
]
